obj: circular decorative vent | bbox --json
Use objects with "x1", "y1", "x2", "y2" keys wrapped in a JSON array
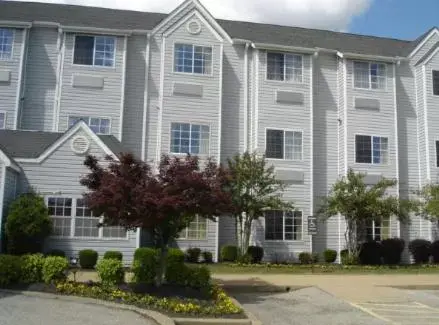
[
  {"x1": 187, "y1": 19, "x2": 201, "y2": 35},
  {"x1": 71, "y1": 136, "x2": 90, "y2": 155}
]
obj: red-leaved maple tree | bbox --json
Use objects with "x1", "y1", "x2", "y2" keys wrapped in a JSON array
[{"x1": 80, "y1": 153, "x2": 231, "y2": 285}]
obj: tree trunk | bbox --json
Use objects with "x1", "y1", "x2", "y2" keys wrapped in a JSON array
[
  {"x1": 241, "y1": 216, "x2": 253, "y2": 256},
  {"x1": 155, "y1": 233, "x2": 169, "y2": 287}
]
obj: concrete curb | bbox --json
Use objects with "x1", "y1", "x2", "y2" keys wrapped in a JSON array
[
  {"x1": 230, "y1": 297, "x2": 262, "y2": 325},
  {"x1": 0, "y1": 289, "x2": 174, "y2": 325},
  {"x1": 173, "y1": 319, "x2": 252, "y2": 325}
]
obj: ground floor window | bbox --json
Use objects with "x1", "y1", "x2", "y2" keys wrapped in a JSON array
[
  {"x1": 366, "y1": 217, "x2": 390, "y2": 241},
  {"x1": 265, "y1": 210, "x2": 303, "y2": 241},
  {"x1": 47, "y1": 197, "x2": 127, "y2": 239},
  {"x1": 179, "y1": 216, "x2": 207, "y2": 240}
]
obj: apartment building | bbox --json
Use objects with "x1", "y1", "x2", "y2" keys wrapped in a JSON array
[{"x1": 0, "y1": 0, "x2": 438, "y2": 263}]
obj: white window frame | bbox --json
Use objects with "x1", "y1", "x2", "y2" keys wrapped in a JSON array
[
  {"x1": 0, "y1": 28, "x2": 14, "y2": 61},
  {"x1": 265, "y1": 128, "x2": 303, "y2": 161},
  {"x1": 68, "y1": 116, "x2": 111, "y2": 134},
  {"x1": 170, "y1": 122, "x2": 210, "y2": 155},
  {"x1": 0, "y1": 111, "x2": 6, "y2": 129},
  {"x1": 72, "y1": 35, "x2": 116, "y2": 68},
  {"x1": 46, "y1": 196, "x2": 129, "y2": 240},
  {"x1": 264, "y1": 210, "x2": 303, "y2": 242},
  {"x1": 366, "y1": 217, "x2": 391, "y2": 242},
  {"x1": 179, "y1": 216, "x2": 208, "y2": 241},
  {"x1": 354, "y1": 134, "x2": 389, "y2": 165},
  {"x1": 266, "y1": 51, "x2": 303, "y2": 83},
  {"x1": 173, "y1": 43, "x2": 213, "y2": 76},
  {"x1": 353, "y1": 61, "x2": 387, "y2": 90}
]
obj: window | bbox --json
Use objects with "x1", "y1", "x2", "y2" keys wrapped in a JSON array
[
  {"x1": 73, "y1": 35, "x2": 115, "y2": 67},
  {"x1": 0, "y1": 112, "x2": 5, "y2": 129},
  {"x1": 265, "y1": 210, "x2": 302, "y2": 241},
  {"x1": 355, "y1": 135, "x2": 388, "y2": 164},
  {"x1": 266, "y1": 129, "x2": 302, "y2": 160},
  {"x1": 179, "y1": 216, "x2": 207, "y2": 240},
  {"x1": 354, "y1": 61, "x2": 386, "y2": 89},
  {"x1": 0, "y1": 28, "x2": 13, "y2": 60},
  {"x1": 366, "y1": 218, "x2": 390, "y2": 241},
  {"x1": 68, "y1": 116, "x2": 111, "y2": 134},
  {"x1": 267, "y1": 52, "x2": 302, "y2": 82},
  {"x1": 170, "y1": 123, "x2": 210, "y2": 154},
  {"x1": 174, "y1": 44, "x2": 212, "y2": 74},
  {"x1": 433, "y1": 71, "x2": 439, "y2": 96},
  {"x1": 47, "y1": 197, "x2": 127, "y2": 239},
  {"x1": 436, "y1": 141, "x2": 439, "y2": 167}
]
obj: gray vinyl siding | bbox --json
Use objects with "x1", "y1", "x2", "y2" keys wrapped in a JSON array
[
  {"x1": 21, "y1": 27, "x2": 58, "y2": 131},
  {"x1": 122, "y1": 35, "x2": 147, "y2": 157},
  {"x1": 411, "y1": 32, "x2": 439, "y2": 64},
  {"x1": 3, "y1": 168, "x2": 18, "y2": 218},
  {"x1": 0, "y1": 28, "x2": 24, "y2": 130},
  {"x1": 57, "y1": 33, "x2": 125, "y2": 138},
  {"x1": 17, "y1": 129, "x2": 137, "y2": 264},
  {"x1": 174, "y1": 218, "x2": 218, "y2": 262},
  {"x1": 218, "y1": 216, "x2": 237, "y2": 250},
  {"x1": 426, "y1": 52, "x2": 439, "y2": 182}
]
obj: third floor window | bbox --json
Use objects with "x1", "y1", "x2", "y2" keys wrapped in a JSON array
[
  {"x1": 354, "y1": 61, "x2": 386, "y2": 90},
  {"x1": 433, "y1": 70, "x2": 439, "y2": 96},
  {"x1": 68, "y1": 116, "x2": 111, "y2": 134},
  {"x1": 355, "y1": 135, "x2": 388, "y2": 164},
  {"x1": 73, "y1": 35, "x2": 115, "y2": 67},
  {"x1": 267, "y1": 52, "x2": 303, "y2": 82},
  {"x1": 174, "y1": 44, "x2": 212, "y2": 75},
  {"x1": 0, "y1": 28, "x2": 13, "y2": 60}
]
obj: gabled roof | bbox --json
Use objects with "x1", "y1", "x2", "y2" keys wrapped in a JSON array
[
  {"x1": 415, "y1": 41, "x2": 439, "y2": 65},
  {"x1": 0, "y1": 0, "x2": 425, "y2": 58}
]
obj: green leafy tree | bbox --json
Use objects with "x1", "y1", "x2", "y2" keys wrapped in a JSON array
[
  {"x1": 5, "y1": 192, "x2": 52, "y2": 255},
  {"x1": 417, "y1": 184, "x2": 439, "y2": 221},
  {"x1": 226, "y1": 151, "x2": 294, "y2": 256},
  {"x1": 319, "y1": 169, "x2": 414, "y2": 259}
]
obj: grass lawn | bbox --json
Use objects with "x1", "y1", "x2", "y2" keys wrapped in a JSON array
[{"x1": 194, "y1": 263, "x2": 439, "y2": 274}]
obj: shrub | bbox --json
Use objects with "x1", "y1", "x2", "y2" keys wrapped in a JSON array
[
  {"x1": 409, "y1": 239, "x2": 431, "y2": 264},
  {"x1": 165, "y1": 249, "x2": 186, "y2": 285},
  {"x1": 221, "y1": 245, "x2": 238, "y2": 262},
  {"x1": 432, "y1": 240, "x2": 439, "y2": 264},
  {"x1": 103, "y1": 251, "x2": 123, "y2": 261},
  {"x1": 237, "y1": 254, "x2": 252, "y2": 264},
  {"x1": 186, "y1": 248, "x2": 201, "y2": 263},
  {"x1": 96, "y1": 258, "x2": 125, "y2": 286},
  {"x1": 46, "y1": 249, "x2": 66, "y2": 258},
  {"x1": 341, "y1": 249, "x2": 359, "y2": 265},
  {"x1": 247, "y1": 246, "x2": 264, "y2": 264},
  {"x1": 312, "y1": 253, "x2": 319, "y2": 264},
  {"x1": 42, "y1": 256, "x2": 69, "y2": 283},
  {"x1": 79, "y1": 249, "x2": 98, "y2": 269},
  {"x1": 202, "y1": 251, "x2": 213, "y2": 263},
  {"x1": 5, "y1": 193, "x2": 52, "y2": 255},
  {"x1": 359, "y1": 241, "x2": 383, "y2": 265},
  {"x1": 20, "y1": 254, "x2": 45, "y2": 283},
  {"x1": 298, "y1": 252, "x2": 312, "y2": 264},
  {"x1": 187, "y1": 265, "x2": 211, "y2": 290},
  {"x1": 323, "y1": 249, "x2": 337, "y2": 263},
  {"x1": 0, "y1": 255, "x2": 21, "y2": 286},
  {"x1": 132, "y1": 248, "x2": 157, "y2": 284},
  {"x1": 382, "y1": 238, "x2": 405, "y2": 265}
]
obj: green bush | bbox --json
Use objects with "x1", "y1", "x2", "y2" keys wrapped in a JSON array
[
  {"x1": 96, "y1": 258, "x2": 125, "y2": 286},
  {"x1": 103, "y1": 251, "x2": 123, "y2": 261},
  {"x1": 359, "y1": 241, "x2": 383, "y2": 265},
  {"x1": 341, "y1": 249, "x2": 359, "y2": 265},
  {"x1": 237, "y1": 253, "x2": 252, "y2": 264},
  {"x1": 202, "y1": 251, "x2": 213, "y2": 263},
  {"x1": 46, "y1": 249, "x2": 66, "y2": 258},
  {"x1": 167, "y1": 248, "x2": 185, "y2": 265},
  {"x1": 20, "y1": 254, "x2": 45, "y2": 283},
  {"x1": 132, "y1": 248, "x2": 157, "y2": 284},
  {"x1": 79, "y1": 249, "x2": 98, "y2": 269},
  {"x1": 5, "y1": 193, "x2": 52, "y2": 255},
  {"x1": 382, "y1": 238, "x2": 405, "y2": 265},
  {"x1": 432, "y1": 240, "x2": 439, "y2": 264},
  {"x1": 323, "y1": 249, "x2": 337, "y2": 263},
  {"x1": 298, "y1": 252, "x2": 312, "y2": 264},
  {"x1": 165, "y1": 249, "x2": 186, "y2": 285},
  {"x1": 312, "y1": 253, "x2": 319, "y2": 263},
  {"x1": 42, "y1": 256, "x2": 69, "y2": 283},
  {"x1": 186, "y1": 248, "x2": 201, "y2": 263},
  {"x1": 0, "y1": 255, "x2": 21, "y2": 286},
  {"x1": 221, "y1": 245, "x2": 238, "y2": 262},
  {"x1": 247, "y1": 246, "x2": 264, "y2": 264},
  {"x1": 187, "y1": 265, "x2": 211, "y2": 290},
  {"x1": 409, "y1": 239, "x2": 431, "y2": 264}
]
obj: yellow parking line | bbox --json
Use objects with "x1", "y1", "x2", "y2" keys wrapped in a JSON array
[{"x1": 350, "y1": 302, "x2": 397, "y2": 324}]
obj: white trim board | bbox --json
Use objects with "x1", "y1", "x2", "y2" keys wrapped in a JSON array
[{"x1": 409, "y1": 28, "x2": 439, "y2": 59}]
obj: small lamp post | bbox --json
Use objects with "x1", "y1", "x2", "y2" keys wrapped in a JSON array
[{"x1": 70, "y1": 257, "x2": 78, "y2": 282}]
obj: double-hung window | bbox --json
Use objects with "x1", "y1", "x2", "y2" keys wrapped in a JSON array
[
  {"x1": 74, "y1": 35, "x2": 115, "y2": 67},
  {"x1": 179, "y1": 216, "x2": 207, "y2": 240},
  {"x1": 0, "y1": 28, "x2": 13, "y2": 60},
  {"x1": 68, "y1": 116, "x2": 111, "y2": 134},
  {"x1": 174, "y1": 44, "x2": 212, "y2": 75},
  {"x1": 436, "y1": 141, "x2": 439, "y2": 167},
  {"x1": 170, "y1": 123, "x2": 210, "y2": 155},
  {"x1": 47, "y1": 197, "x2": 127, "y2": 239},
  {"x1": 433, "y1": 70, "x2": 439, "y2": 96},
  {"x1": 366, "y1": 218, "x2": 390, "y2": 241},
  {"x1": 0, "y1": 112, "x2": 5, "y2": 129},
  {"x1": 354, "y1": 61, "x2": 386, "y2": 89},
  {"x1": 267, "y1": 52, "x2": 302, "y2": 82},
  {"x1": 355, "y1": 135, "x2": 388, "y2": 164},
  {"x1": 266, "y1": 129, "x2": 302, "y2": 160},
  {"x1": 265, "y1": 210, "x2": 302, "y2": 241}
]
